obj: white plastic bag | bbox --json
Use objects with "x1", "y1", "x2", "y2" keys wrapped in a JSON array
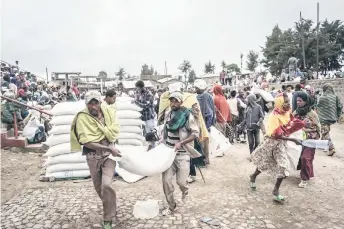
[
  {"x1": 46, "y1": 163, "x2": 88, "y2": 174},
  {"x1": 118, "y1": 119, "x2": 145, "y2": 126},
  {"x1": 287, "y1": 130, "x2": 303, "y2": 170},
  {"x1": 44, "y1": 143, "x2": 71, "y2": 157},
  {"x1": 45, "y1": 134, "x2": 70, "y2": 147},
  {"x1": 115, "y1": 163, "x2": 145, "y2": 183},
  {"x1": 50, "y1": 115, "x2": 75, "y2": 125},
  {"x1": 209, "y1": 126, "x2": 231, "y2": 157},
  {"x1": 111, "y1": 144, "x2": 176, "y2": 176},
  {"x1": 49, "y1": 125, "x2": 71, "y2": 135},
  {"x1": 120, "y1": 126, "x2": 143, "y2": 134},
  {"x1": 133, "y1": 200, "x2": 159, "y2": 219},
  {"x1": 45, "y1": 170, "x2": 90, "y2": 179},
  {"x1": 45, "y1": 152, "x2": 85, "y2": 165},
  {"x1": 22, "y1": 117, "x2": 40, "y2": 139},
  {"x1": 117, "y1": 110, "x2": 142, "y2": 119},
  {"x1": 51, "y1": 101, "x2": 86, "y2": 116}
]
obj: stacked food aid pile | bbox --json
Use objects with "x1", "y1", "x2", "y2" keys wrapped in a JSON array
[
  {"x1": 42, "y1": 98, "x2": 149, "y2": 183},
  {"x1": 116, "y1": 97, "x2": 146, "y2": 146},
  {"x1": 43, "y1": 101, "x2": 89, "y2": 179}
]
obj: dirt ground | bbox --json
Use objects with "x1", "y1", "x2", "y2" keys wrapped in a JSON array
[{"x1": 0, "y1": 149, "x2": 43, "y2": 204}]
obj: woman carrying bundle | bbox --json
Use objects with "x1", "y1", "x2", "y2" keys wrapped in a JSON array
[{"x1": 249, "y1": 93, "x2": 305, "y2": 203}]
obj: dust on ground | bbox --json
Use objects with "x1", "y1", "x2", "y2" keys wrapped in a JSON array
[{"x1": 1, "y1": 149, "x2": 43, "y2": 204}]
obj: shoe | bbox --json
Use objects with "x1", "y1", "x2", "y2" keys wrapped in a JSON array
[
  {"x1": 298, "y1": 180, "x2": 308, "y2": 188},
  {"x1": 187, "y1": 176, "x2": 196, "y2": 183},
  {"x1": 328, "y1": 149, "x2": 336, "y2": 156},
  {"x1": 182, "y1": 191, "x2": 189, "y2": 203},
  {"x1": 162, "y1": 204, "x2": 176, "y2": 216},
  {"x1": 103, "y1": 221, "x2": 112, "y2": 229}
]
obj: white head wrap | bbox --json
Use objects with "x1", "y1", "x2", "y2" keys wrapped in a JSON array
[{"x1": 194, "y1": 79, "x2": 207, "y2": 90}]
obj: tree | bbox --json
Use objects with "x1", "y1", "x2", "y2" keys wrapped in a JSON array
[
  {"x1": 226, "y1": 63, "x2": 241, "y2": 73},
  {"x1": 246, "y1": 50, "x2": 259, "y2": 72},
  {"x1": 179, "y1": 60, "x2": 192, "y2": 82},
  {"x1": 188, "y1": 69, "x2": 196, "y2": 84},
  {"x1": 261, "y1": 19, "x2": 344, "y2": 75},
  {"x1": 115, "y1": 67, "x2": 126, "y2": 81},
  {"x1": 98, "y1": 71, "x2": 107, "y2": 82},
  {"x1": 204, "y1": 61, "x2": 215, "y2": 74},
  {"x1": 140, "y1": 64, "x2": 155, "y2": 75},
  {"x1": 221, "y1": 61, "x2": 227, "y2": 71}
]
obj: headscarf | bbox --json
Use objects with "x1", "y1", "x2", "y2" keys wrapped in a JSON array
[
  {"x1": 267, "y1": 93, "x2": 296, "y2": 136},
  {"x1": 213, "y1": 85, "x2": 231, "y2": 122},
  {"x1": 246, "y1": 94, "x2": 258, "y2": 107},
  {"x1": 295, "y1": 92, "x2": 311, "y2": 116},
  {"x1": 323, "y1": 83, "x2": 334, "y2": 94},
  {"x1": 194, "y1": 79, "x2": 207, "y2": 90}
]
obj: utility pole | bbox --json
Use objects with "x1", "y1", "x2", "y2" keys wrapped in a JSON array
[
  {"x1": 240, "y1": 53, "x2": 243, "y2": 70},
  {"x1": 45, "y1": 67, "x2": 49, "y2": 82},
  {"x1": 300, "y1": 11, "x2": 306, "y2": 69},
  {"x1": 164, "y1": 61, "x2": 167, "y2": 75},
  {"x1": 316, "y1": 2, "x2": 320, "y2": 78}
]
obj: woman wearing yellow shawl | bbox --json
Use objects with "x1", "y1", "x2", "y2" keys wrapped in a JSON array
[{"x1": 249, "y1": 93, "x2": 305, "y2": 203}]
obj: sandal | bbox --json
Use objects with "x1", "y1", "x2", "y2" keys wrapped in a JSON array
[{"x1": 273, "y1": 195, "x2": 285, "y2": 203}]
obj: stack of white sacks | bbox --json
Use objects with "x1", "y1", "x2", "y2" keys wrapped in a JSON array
[
  {"x1": 42, "y1": 98, "x2": 147, "y2": 183},
  {"x1": 43, "y1": 101, "x2": 89, "y2": 179}
]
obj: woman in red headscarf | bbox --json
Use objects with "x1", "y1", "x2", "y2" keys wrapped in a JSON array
[{"x1": 213, "y1": 84, "x2": 231, "y2": 135}]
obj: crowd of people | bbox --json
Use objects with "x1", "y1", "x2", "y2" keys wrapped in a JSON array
[{"x1": 1, "y1": 60, "x2": 343, "y2": 229}]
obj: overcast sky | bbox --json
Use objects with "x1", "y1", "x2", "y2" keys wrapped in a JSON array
[{"x1": 1, "y1": 0, "x2": 344, "y2": 79}]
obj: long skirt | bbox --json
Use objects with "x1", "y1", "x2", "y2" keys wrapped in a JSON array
[
  {"x1": 251, "y1": 138, "x2": 290, "y2": 179},
  {"x1": 300, "y1": 147, "x2": 315, "y2": 181}
]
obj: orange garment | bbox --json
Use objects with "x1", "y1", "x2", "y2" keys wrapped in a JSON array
[{"x1": 213, "y1": 85, "x2": 231, "y2": 123}]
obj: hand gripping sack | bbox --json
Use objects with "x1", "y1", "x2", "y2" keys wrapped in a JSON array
[
  {"x1": 111, "y1": 144, "x2": 176, "y2": 176},
  {"x1": 209, "y1": 126, "x2": 231, "y2": 157}
]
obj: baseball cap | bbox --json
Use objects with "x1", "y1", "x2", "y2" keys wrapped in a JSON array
[
  {"x1": 85, "y1": 91, "x2": 102, "y2": 104},
  {"x1": 169, "y1": 91, "x2": 183, "y2": 102}
]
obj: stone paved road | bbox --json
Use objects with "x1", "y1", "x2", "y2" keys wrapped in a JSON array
[{"x1": 1, "y1": 124, "x2": 344, "y2": 229}]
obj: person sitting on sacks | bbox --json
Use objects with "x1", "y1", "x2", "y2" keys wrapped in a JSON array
[
  {"x1": 160, "y1": 91, "x2": 201, "y2": 216},
  {"x1": 70, "y1": 91, "x2": 121, "y2": 229}
]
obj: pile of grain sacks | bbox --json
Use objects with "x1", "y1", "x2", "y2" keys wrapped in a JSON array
[
  {"x1": 42, "y1": 98, "x2": 146, "y2": 183},
  {"x1": 43, "y1": 101, "x2": 89, "y2": 179}
]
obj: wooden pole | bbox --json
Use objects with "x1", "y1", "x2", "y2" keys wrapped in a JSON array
[
  {"x1": 316, "y1": 2, "x2": 320, "y2": 78},
  {"x1": 300, "y1": 12, "x2": 306, "y2": 69},
  {"x1": 46, "y1": 67, "x2": 49, "y2": 82}
]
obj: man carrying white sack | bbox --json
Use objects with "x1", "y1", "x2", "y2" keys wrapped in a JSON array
[
  {"x1": 161, "y1": 91, "x2": 201, "y2": 216},
  {"x1": 70, "y1": 91, "x2": 121, "y2": 229}
]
